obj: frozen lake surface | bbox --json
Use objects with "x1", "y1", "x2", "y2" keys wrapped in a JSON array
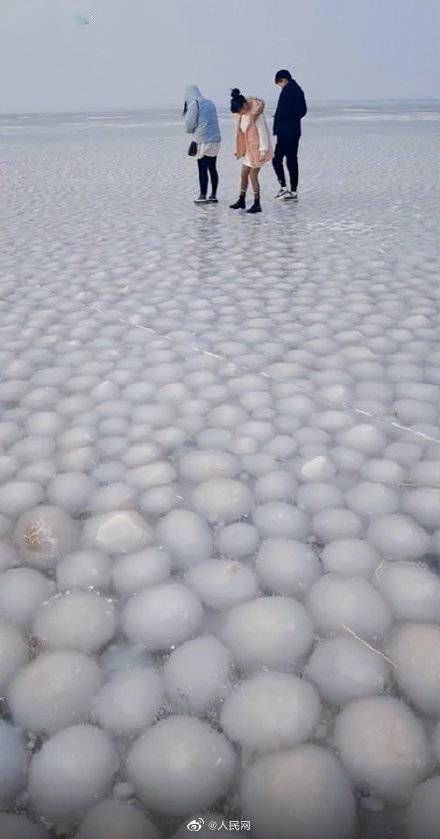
[{"x1": 1, "y1": 101, "x2": 440, "y2": 838}]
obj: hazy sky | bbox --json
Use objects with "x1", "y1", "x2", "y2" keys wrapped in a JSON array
[{"x1": 0, "y1": 0, "x2": 438, "y2": 112}]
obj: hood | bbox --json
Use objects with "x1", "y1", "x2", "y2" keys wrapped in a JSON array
[{"x1": 185, "y1": 85, "x2": 202, "y2": 103}]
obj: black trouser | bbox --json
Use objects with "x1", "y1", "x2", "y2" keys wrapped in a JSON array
[
  {"x1": 197, "y1": 156, "x2": 219, "y2": 197},
  {"x1": 272, "y1": 134, "x2": 300, "y2": 192}
]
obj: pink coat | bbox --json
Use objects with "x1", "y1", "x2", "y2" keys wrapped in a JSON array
[{"x1": 234, "y1": 98, "x2": 272, "y2": 167}]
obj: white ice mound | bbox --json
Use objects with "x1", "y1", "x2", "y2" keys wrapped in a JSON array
[
  {"x1": 345, "y1": 481, "x2": 399, "y2": 517},
  {"x1": 8, "y1": 650, "x2": 102, "y2": 734},
  {"x1": 221, "y1": 671, "x2": 321, "y2": 752},
  {"x1": 0, "y1": 719, "x2": 28, "y2": 808},
  {"x1": 33, "y1": 591, "x2": 116, "y2": 652},
  {"x1": 122, "y1": 582, "x2": 203, "y2": 649},
  {"x1": 0, "y1": 481, "x2": 44, "y2": 517},
  {"x1": 216, "y1": 522, "x2": 259, "y2": 557},
  {"x1": 157, "y1": 509, "x2": 213, "y2": 569},
  {"x1": 241, "y1": 744, "x2": 356, "y2": 839},
  {"x1": 163, "y1": 636, "x2": 232, "y2": 714},
  {"x1": 305, "y1": 635, "x2": 388, "y2": 705},
  {"x1": 306, "y1": 574, "x2": 391, "y2": 640},
  {"x1": 186, "y1": 558, "x2": 258, "y2": 610},
  {"x1": 56, "y1": 549, "x2": 111, "y2": 591},
  {"x1": 126, "y1": 716, "x2": 236, "y2": 816},
  {"x1": 15, "y1": 505, "x2": 79, "y2": 569},
  {"x1": 321, "y1": 538, "x2": 380, "y2": 576},
  {"x1": 390, "y1": 623, "x2": 440, "y2": 714},
  {"x1": 83, "y1": 510, "x2": 153, "y2": 554},
  {"x1": 0, "y1": 568, "x2": 53, "y2": 629},
  {"x1": 192, "y1": 478, "x2": 254, "y2": 523},
  {"x1": 255, "y1": 538, "x2": 321, "y2": 597},
  {"x1": 376, "y1": 561, "x2": 440, "y2": 621},
  {"x1": 46, "y1": 473, "x2": 97, "y2": 514},
  {"x1": 367, "y1": 514, "x2": 431, "y2": 559},
  {"x1": 76, "y1": 799, "x2": 159, "y2": 839},
  {"x1": 29, "y1": 725, "x2": 118, "y2": 825},
  {"x1": 333, "y1": 696, "x2": 429, "y2": 804},
  {"x1": 0, "y1": 623, "x2": 28, "y2": 694},
  {"x1": 254, "y1": 470, "x2": 297, "y2": 503},
  {"x1": 178, "y1": 450, "x2": 240, "y2": 482},
  {"x1": 253, "y1": 502, "x2": 310, "y2": 539},
  {"x1": 222, "y1": 596, "x2": 313, "y2": 672},
  {"x1": 91, "y1": 668, "x2": 163, "y2": 736},
  {"x1": 111, "y1": 547, "x2": 171, "y2": 596}
]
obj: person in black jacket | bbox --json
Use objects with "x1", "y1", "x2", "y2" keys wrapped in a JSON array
[{"x1": 272, "y1": 69, "x2": 307, "y2": 200}]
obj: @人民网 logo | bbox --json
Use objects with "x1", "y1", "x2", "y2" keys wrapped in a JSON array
[{"x1": 187, "y1": 818, "x2": 205, "y2": 832}]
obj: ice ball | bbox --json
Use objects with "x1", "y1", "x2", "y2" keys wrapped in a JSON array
[
  {"x1": 306, "y1": 574, "x2": 391, "y2": 640},
  {"x1": 216, "y1": 522, "x2": 259, "y2": 558},
  {"x1": 76, "y1": 799, "x2": 159, "y2": 839},
  {"x1": 163, "y1": 635, "x2": 232, "y2": 714},
  {"x1": 193, "y1": 478, "x2": 254, "y2": 524},
  {"x1": 254, "y1": 503, "x2": 310, "y2": 539},
  {"x1": 111, "y1": 547, "x2": 171, "y2": 597},
  {"x1": 321, "y1": 538, "x2": 380, "y2": 576},
  {"x1": 305, "y1": 635, "x2": 388, "y2": 705},
  {"x1": 157, "y1": 509, "x2": 213, "y2": 569},
  {"x1": 333, "y1": 696, "x2": 429, "y2": 803},
  {"x1": 33, "y1": 591, "x2": 116, "y2": 652},
  {"x1": 390, "y1": 623, "x2": 440, "y2": 714},
  {"x1": 406, "y1": 777, "x2": 440, "y2": 839},
  {"x1": 0, "y1": 568, "x2": 53, "y2": 629},
  {"x1": 122, "y1": 582, "x2": 203, "y2": 649},
  {"x1": 221, "y1": 671, "x2": 321, "y2": 752},
  {"x1": 255, "y1": 538, "x2": 321, "y2": 598},
  {"x1": 15, "y1": 505, "x2": 79, "y2": 569},
  {"x1": 126, "y1": 716, "x2": 236, "y2": 816},
  {"x1": 376, "y1": 561, "x2": 440, "y2": 621},
  {"x1": 56, "y1": 549, "x2": 111, "y2": 591},
  {"x1": 92, "y1": 668, "x2": 163, "y2": 736},
  {"x1": 367, "y1": 514, "x2": 431, "y2": 559},
  {"x1": 186, "y1": 558, "x2": 258, "y2": 610},
  {"x1": 83, "y1": 511, "x2": 154, "y2": 555}
]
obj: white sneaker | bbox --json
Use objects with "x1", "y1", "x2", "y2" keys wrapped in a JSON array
[
  {"x1": 194, "y1": 196, "x2": 208, "y2": 204},
  {"x1": 282, "y1": 190, "x2": 298, "y2": 200},
  {"x1": 275, "y1": 187, "x2": 289, "y2": 199}
]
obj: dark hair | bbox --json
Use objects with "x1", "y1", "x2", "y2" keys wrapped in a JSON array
[
  {"x1": 275, "y1": 69, "x2": 292, "y2": 83},
  {"x1": 230, "y1": 87, "x2": 247, "y2": 114}
]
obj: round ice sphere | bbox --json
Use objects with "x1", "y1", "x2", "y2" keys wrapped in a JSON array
[
  {"x1": 0, "y1": 568, "x2": 53, "y2": 629},
  {"x1": 56, "y1": 549, "x2": 111, "y2": 591},
  {"x1": 193, "y1": 478, "x2": 254, "y2": 523},
  {"x1": 88, "y1": 482, "x2": 137, "y2": 513},
  {"x1": 402, "y1": 487, "x2": 440, "y2": 529},
  {"x1": 112, "y1": 547, "x2": 171, "y2": 597},
  {"x1": 407, "y1": 777, "x2": 440, "y2": 839},
  {"x1": 77, "y1": 799, "x2": 159, "y2": 839},
  {"x1": 346, "y1": 482, "x2": 399, "y2": 517},
  {"x1": 92, "y1": 668, "x2": 163, "y2": 736},
  {"x1": 20, "y1": 459, "x2": 56, "y2": 485},
  {"x1": 0, "y1": 481, "x2": 44, "y2": 517},
  {"x1": 298, "y1": 456, "x2": 336, "y2": 482},
  {"x1": 163, "y1": 636, "x2": 232, "y2": 714},
  {"x1": 337, "y1": 424, "x2": 387, "y2": 455},
  {"x1": 253, "y1": 502, "x2": 310, "y2": 539},
  {"x1": 83, "y1": 511, "x2": 153, "y2": 555},
  {"x1": 305, "y1": 635, "x2": 388, "y2": 705},
  {"x1": 296, "y1": 482, "x2": 343, "y2": 514},
  {"x1": 33, "y1": 592, "x2": 116, "y2": 652},
  {"x1": 333, "y1": 696, "x2": 429, "y2": 804},
  {"x1": 157, "y1": 509, "x2": 213, "y2": 569},
  {"x1": 208, "y1": 404, "x2": 248, "y2": 428},
  {"x1": 15, "y1": 505, "x2": 79, "y2": 569},
  {"x1": 139, "y1": 484, "x2": 180, "y2": 516},
  {"x1": 408, "y1": 460, "x2": 440, "y2": 486},
  {"x1": 390, "y1": 623, "x2": 440, "y2": 714},
  {"x1": 312, "y1": 508, "x2": 363, "y2": 541},
  {"x1": 254, "y1": 471, "x2": 297, "y2": 503},
  {"x1": 256, "y1": 538, "x2": 321, "y2": 598},
  {"x1": 126, "y1": 716, "x2": 236, "y2": 817},
  {"x1": 385, "y1": 442, "x2": 422, "y2": 465},
  {"x1": 101, "y1": 642, "x2": 153, "y2": 674},
  {"x1": 8, "y1": 650, "x2": 102, "y2": 734},
  {"x1": 29, "y1": 725, "x2": 118, "y2": 825},
  {"x1": 126, "y1": 461, "x2": 176, "y2": 490},
  {"x1": 0, "y1": 623, "x2": 28, "y2": 694},
  {"x1": 361, "y1": 459, "x2": 405, "y2": 485},
  {"x1": 221, "y1": 671, "x2": 320, "y2": 752},
  {"x1": 376, "y1": 561, "x2": 440, "y2": 621},
  {"x1": 222, "y1": 596, "x2": 313, "y2": 672},
  {"x1": 367, "y1": 514, "x2": 430, "y2": 559},
  {"x1": 216, "y1": 522, "x2": 259, "y2": 558},
  {"x1": 178, "y1": 450, "x2": 240, "y2": 482},
  {"x1": 122, "y1": 582, "x2": 203, "y2": 649},
  {"x1": 187, "y1": 558, "x2": 258, "y2": 610},
  {"x1": 47, "y1": 473, "x2": 97, "y2": 514},
  {"x1": 328, "y1": 446, "x2": 366, "y2": 472},
  {"x1": 321, "y1": 538, "x2": 380, "y2": 576},
  {"x1": 0, "y1": 813, "x2": 48, "y2": 839},
  {"x1": 307, "y1": 574, "x2": 391, "y2": 640},
  {"x1": 241, "y1": 744, "x2": 356, "y2": 839},
  {"x1": 0, "y1": 720, "x2": 27, "y2": 808}
]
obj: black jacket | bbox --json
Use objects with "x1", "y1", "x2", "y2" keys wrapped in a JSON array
[{"x1": 273, "y1": 79, "x2": 307, "y2": 139}]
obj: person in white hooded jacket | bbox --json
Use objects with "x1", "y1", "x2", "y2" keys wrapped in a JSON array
[{"x1": 184, "y1": 85, "x2": 221, "y2": 204}]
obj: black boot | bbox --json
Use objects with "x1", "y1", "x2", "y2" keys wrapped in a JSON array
[
  {"x1": 247, "y1": 198, "x2": 262, "y2": 214},
  {"x1": 230, "y1": 195, "x2": 246, "y2": 210}
]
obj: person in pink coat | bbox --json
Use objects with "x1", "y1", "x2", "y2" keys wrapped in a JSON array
[{"x1": 229, "y1": 88, "x2": 272, "y2": 214}]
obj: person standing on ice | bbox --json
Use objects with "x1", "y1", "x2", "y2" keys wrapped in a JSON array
[
  {"x1": 229, "y1": 89, "x2": 272, "y2": 214},
  {"x1": 272, "y1": 69, "x2": 307, "y2": 200},
  {"x1": 184, "y1": 85, "x2": 221, "y2": 205}
]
